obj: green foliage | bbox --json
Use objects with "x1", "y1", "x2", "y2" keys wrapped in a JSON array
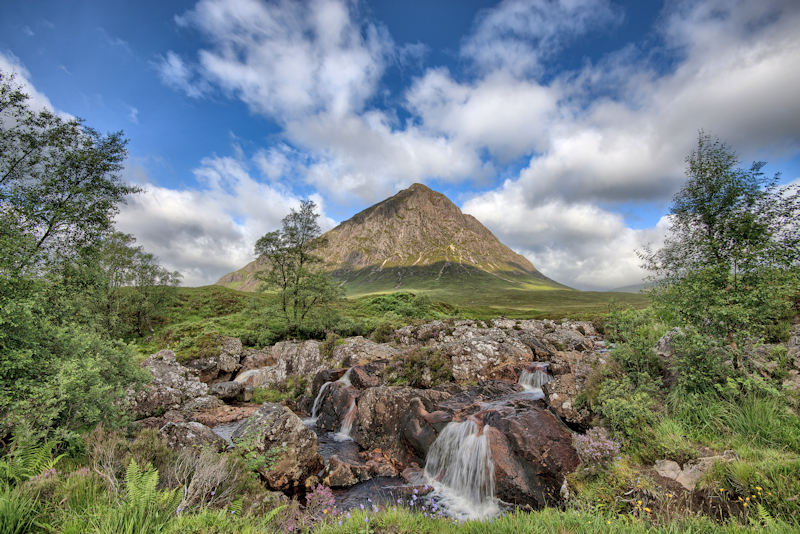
[
  {"x1": 383, "y1": 348, "x2": 453, "y2": 388},
  {"x1": 254, "y1": 200, "x2": 342, "y2": 336},
  {"x1": 252, "y1": 376, "x2": 307, "y2": 404},
  {"x1": 370, "y1": 321, "x2": 395, "y2": 343},
  {"x1": 1, "y1": 72, "x2": 137, "y2": 278},
  {"x1": 358, "y1": 292, "x2": 435, "y2": 319},
  {"x1": 595, "y1": 377, "x2": 658, "y2": 445},
  {"x1": 604, "y1": 306, "x2": 667, "y2": 387},
  {"x1": 0, "y1": 484, "x2": 41, "y2": 534},
  {"x1": 642, "y1": 132, "x2": 800, "y2": 348},
  {"x1": 92, "y1": 459, "x2": 180, "y2": 534},
  {"x1": 0, "y1": 438, "x2": 62, "y2": 488},
  {"x1": 670, "y1": 328, "x2": 727, "y2": 394}
]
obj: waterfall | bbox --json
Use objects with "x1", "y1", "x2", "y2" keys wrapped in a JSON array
[
  {"x1": 519, "y1": 368, "x2": 552, "y2": 399},
  {"x1": 309, "y1": 381, "x2": 335, "y2": 422},
  {"x1": 308, "y1": 368, "x2": 358, "y2": 433},
  {"x1": 334, "y1": 396, "x2": 357, "y2": 441},
  {"x1": 423, "y1": 420, "x2": 498, "y2": 519}
]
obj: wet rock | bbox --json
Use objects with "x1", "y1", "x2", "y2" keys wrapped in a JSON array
[
  {"x1": 360, "y1": 448, "x2": 401, "y2": 478},
  {"x1": 132, "y1": 410, "x2": 185, "y2": 431},
  {"x1": 352, "y1": 386, "x2": 451, "y2": 463},
  {"x1": 331, "y1": 337, "x2": 401, "y2": 367},
  {"x1": 232, "y1": 402, "x2": 323, "y2": 493},
  {"x1": 322, "y1": 455, "x2": 372, "y2": 487},
  {"x1": 159, "y1": 421, "x2": 226, "y2": 452},
  {"x1": 311, "y1": 368, "x2": 349, "y2": 399},
  {"x1": 130, "y1": 350, "x2": 209, "y2": 418},
  {"x1": 209, "y1": 380, "x2": 244, "y2": 401},
  {"x1": 316, "y1": 382, "x2": 359, "y2": 432},
  {"x1": 480, "y1": 406, "x2": 580, "y2": 508}
]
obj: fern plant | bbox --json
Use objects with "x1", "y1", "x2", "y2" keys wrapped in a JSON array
[
  {"x1": 0, "y1": 437, "x2": 63, "y2": 488},
  {"x1": 93, "y1": 459, "x2": 180, "y2": 534}
]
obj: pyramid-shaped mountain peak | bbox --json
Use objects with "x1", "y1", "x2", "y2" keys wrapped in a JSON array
[{"x1": 217, "y1": 184, "x2": 562, "y2": 294}]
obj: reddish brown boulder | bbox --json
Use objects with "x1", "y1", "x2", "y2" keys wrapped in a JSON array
[
  {"x1": 316, "y1": 382, "x2": 359, "y2": 433},
  {"x1": 348, "y1": 365, "x2": 382, "y2": 389},
  {"x1": 479, "y1": 406, "x2": 580, "y2": 508}
]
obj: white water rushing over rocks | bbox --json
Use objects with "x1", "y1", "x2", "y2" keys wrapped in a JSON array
[
  {"x1": 423, "y1": 420, "x2": 498, "y2": 519},
  {"x1": 307, "y1": 368, "x2": 356, "y2": 441},
  {"x1": 518, "y1": 369, "x2": 552, "y2": 399}
]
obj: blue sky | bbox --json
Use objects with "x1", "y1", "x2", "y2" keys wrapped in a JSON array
[{"x1": 2, "y1": 0, "x2": 799, "y2": 289}]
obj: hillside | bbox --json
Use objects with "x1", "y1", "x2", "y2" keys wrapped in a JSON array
[{"x1": 218, "y1": 183, "x2": 566, "y2": 297}]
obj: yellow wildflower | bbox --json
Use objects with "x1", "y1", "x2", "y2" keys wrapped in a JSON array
[{"x1": 644, "y1": 507, "x2": 651, "y2": 513}]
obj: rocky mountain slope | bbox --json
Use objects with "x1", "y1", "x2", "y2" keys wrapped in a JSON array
[{"x1": 217, "y1": 183, "x2": 564, "y2": 294}]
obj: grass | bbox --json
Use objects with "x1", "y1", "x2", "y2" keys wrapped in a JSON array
[{"x1": 130, "y1": 284, "x2": 646, "y2": 359}]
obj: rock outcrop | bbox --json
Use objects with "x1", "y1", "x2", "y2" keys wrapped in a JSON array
[
  {"x1": 131, "y1": 350, "x2": 209, "y2": 418},
  {"x1": 232, "y1": 403, "x2": 322, "y2": 493},
  {"x1": 158, "y1": 422, "x2": 226, "y2": 452}
]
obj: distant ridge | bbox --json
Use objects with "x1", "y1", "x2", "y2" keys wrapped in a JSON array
[{"x1": 217, "y1": 183, "x2": 567, "y2": 295}]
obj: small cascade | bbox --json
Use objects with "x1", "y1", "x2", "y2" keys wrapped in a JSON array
[
  {"x1": 335, "y1": 396, "x2": 357, "y2": 441},
  {"x1": 309, "y1": 381, "x2": 335, "y2": 423},
  {"x1": 423, "y1": 420, "x2": 498, "y2": 519},
  {"x1": 518, "y1": 368, "x2": 552, "y2": 400}
]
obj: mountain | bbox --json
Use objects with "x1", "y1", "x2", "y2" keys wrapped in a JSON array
[{"x1": 217, "y1": 183, "x2": 566, "y2": 297}]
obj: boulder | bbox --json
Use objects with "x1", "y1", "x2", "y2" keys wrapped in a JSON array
[
  {"x1": 131, "y1": 350, "x2": 209, "y2": 418},
  {"x1": 542, "y1": 374, "x2": 593, "y2": 429},
  {"x1": 232, "y1": 403, "x2": 322, "y2": 493},
  {"x1": 322, "y1": 455, "x2": 372, "y2": 487},
  {"x1": 655, "y1": 452, "x2": 736, "y2": 490},
  {"x1": 440, "y1": 335, "x2": 532, "y2": 382},
  {"x1": 210, "y1": 381, "x2": 245, "y2": 401},
  {"x1": 331, "y1": 337, "x2": 401, "y2": 367},
  {"x1": 311, "y1": 368, "x2": 349, "y2": 399},
  {"x1": 544, "y1": 326, "x2": 593, "y2": 353},
  {"x1": 238, "y1": 348, "x2": 275, "y2": 373},
  {"x1": 316, "y1": 382, "x2": 359, "y2": 432},
  {"x1": 352, "y1": 386, "x2": 451, "y2": 463},
  {"x1": 233, "y1": 341, "x2": 324, "y2": 393},
  {"x1": 158, "y1": 421, "x2": 226, "y2": 452},
  {"x1": 348, "y1": 365, "x2": 382, "y2": 389},
  {"x1": 480, "y1": 406, "x2": 580, "y2": 508},
  {"x1": 181, "y1": 395, "x2": 225, "y2": 414},
  {"x1": 185, "y1": 337, "x2": 243, "y2": 383},
  {"x1": 234, "y1": 367, "x2": 285, "y2": 388}
]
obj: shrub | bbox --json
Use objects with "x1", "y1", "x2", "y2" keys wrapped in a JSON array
[
  {"x1": 370, "y1": 322, "x2": 395, "y2": 344},
  {"x1": 574, "y1": 427, "x2": 620, "y2": 469},
  {"x1": 385, "y1": 348, "x2": 453, "y2": 388}
]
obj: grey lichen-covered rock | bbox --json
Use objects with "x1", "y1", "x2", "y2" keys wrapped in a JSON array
[
  {"x1": 233, "y1": 340, "x2": 324, "y2": 393},
  {"x1": 655, "y1": 452, "x2": 736, "y2": 490},
  {"x1": 185, "y1": 337, "x2": 243, "y2": 383},
  {"x1": 331, "y1": 337, "x2": 401, "y2": 367},
  {"x1": 209, "y1": 381, "x2": 244, "y2": 401},
  {"x1": 131, "y1": 350, "x2": 209, "y2": 418},
  {"x1": 440, "y1": 334, "x2": 532, "y2": 382},
  {"x1": 158, "y1": 421, "x2": 226, "y2": 452},
  {"x1": 181, "y1": 395, "x2": 225, "y2": 414},
  {"x1": 232, "y1": 403, "x2": 322, "y2": 493}
]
